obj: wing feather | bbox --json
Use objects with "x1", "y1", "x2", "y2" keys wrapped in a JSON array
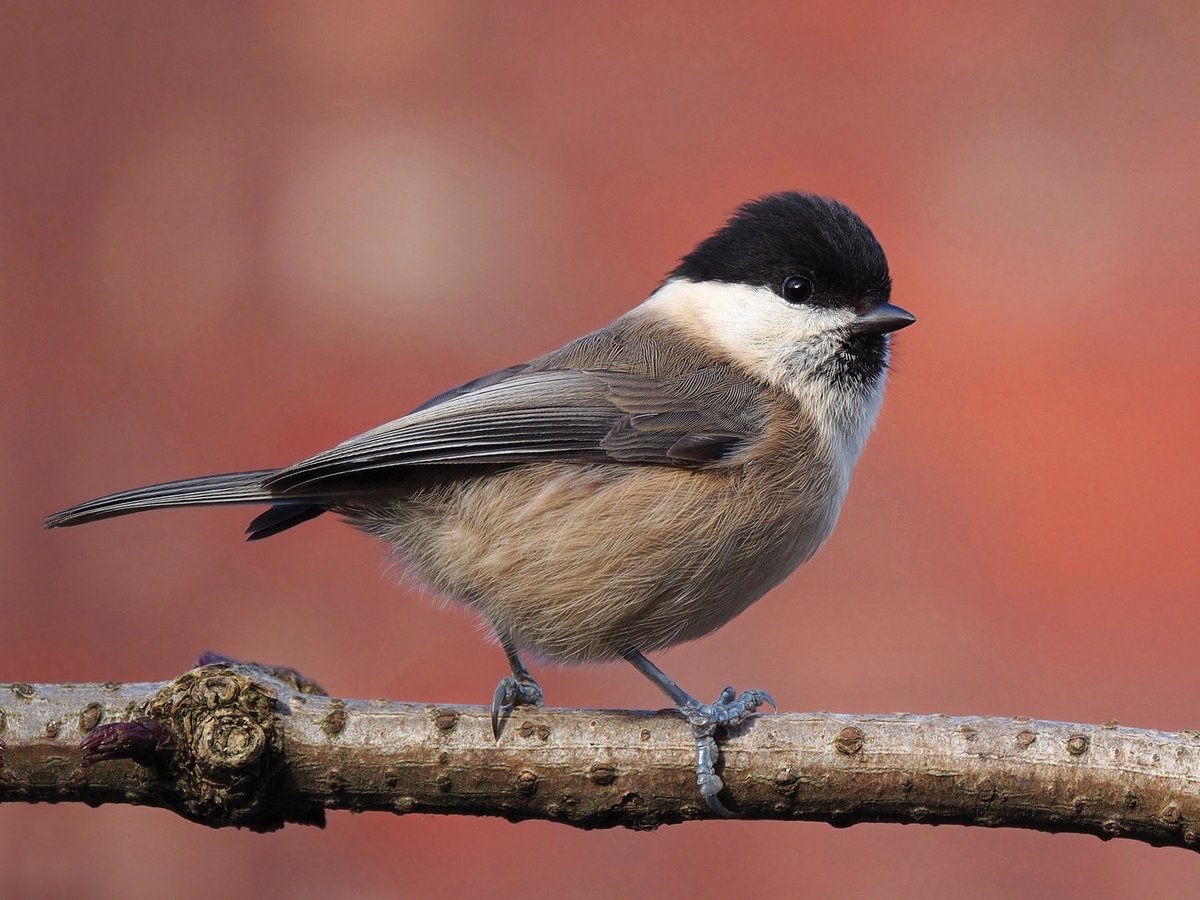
[{"x1": 265, "y1": 367, "x2": 766, "y2": 494}]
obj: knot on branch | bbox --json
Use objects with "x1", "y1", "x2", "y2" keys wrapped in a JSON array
[
  {"x1": 143, "y1": 664, "x2": 291, "y2": 831},
  {"x1": 193, "y1": 651, "x2": 328, "y2": 697}
]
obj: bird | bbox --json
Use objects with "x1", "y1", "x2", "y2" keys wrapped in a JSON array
[{"x1": 46, "y1": 191, "x2": 914, "y2": 815}]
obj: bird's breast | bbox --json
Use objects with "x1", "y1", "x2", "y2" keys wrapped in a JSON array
[{"x1": 351, "y1": 424, "x2": 847, "y2": 662}]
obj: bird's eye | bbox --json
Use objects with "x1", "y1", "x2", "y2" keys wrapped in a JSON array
[{"x1": 781, "y1": 275, "x2": 814, "y2": 304}]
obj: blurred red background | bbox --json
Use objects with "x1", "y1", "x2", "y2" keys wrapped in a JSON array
[{"x1": 4, "y1": 2, "x2": 1199, "y2": 897}]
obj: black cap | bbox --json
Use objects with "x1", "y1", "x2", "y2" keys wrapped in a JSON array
[{"x1": 671, "y1": 192, "x2": 892, "y2": 310}]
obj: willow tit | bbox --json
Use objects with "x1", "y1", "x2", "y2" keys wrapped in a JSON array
[{"x1": 46, "y1": 192, "x2": 914, "y2": 815}]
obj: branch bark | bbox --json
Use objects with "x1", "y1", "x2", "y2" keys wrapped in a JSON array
[{"x1": 2, "y1": 659, "x2": 1198, "y2": 850}]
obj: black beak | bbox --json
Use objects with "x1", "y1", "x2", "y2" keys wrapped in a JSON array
[{"x1": 851, "y1": 302, "x2": 915, "y2": 336}]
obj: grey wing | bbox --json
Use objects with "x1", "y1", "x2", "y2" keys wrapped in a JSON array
[
  {"x1": 407, "y1": 363, "x2": 531, "y2": 414},
  {"x1": 245, "y1": 363, "x2": 534, "y2": 538},
  {"x1": 599, "y1": 368, "x2": 765, "y2": 464},
  {"x1": 263, "y1": 367, "x2": 767, "y2": 494}
]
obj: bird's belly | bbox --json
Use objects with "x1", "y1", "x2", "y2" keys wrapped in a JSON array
[{"x1": 352, "y1": 460, "x2": 839, "y2": 663}]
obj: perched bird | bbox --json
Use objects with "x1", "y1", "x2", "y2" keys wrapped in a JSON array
[{"x1": 46, "y1": 192, "x2": 913, "y2": 814}]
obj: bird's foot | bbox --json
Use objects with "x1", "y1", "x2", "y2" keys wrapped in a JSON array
[
  {"x1": 491, "y1": 673, "x2": 544, "y2": 739},
  {"x1": 680, "y1": 686, "x2": 777, "y2": 817}
]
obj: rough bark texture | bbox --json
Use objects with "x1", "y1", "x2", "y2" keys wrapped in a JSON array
[{"x1": 2, "y1": 660, "x2": 1199, "y2": 849}]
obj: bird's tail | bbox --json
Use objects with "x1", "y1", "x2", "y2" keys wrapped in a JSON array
[{"x1": 44, "y1": 469, "x2": 285, "y2": 529}]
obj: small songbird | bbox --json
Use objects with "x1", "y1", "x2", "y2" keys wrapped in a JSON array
[{"x1": 46, "y1": 192, "x2": 914, "y2": 814}]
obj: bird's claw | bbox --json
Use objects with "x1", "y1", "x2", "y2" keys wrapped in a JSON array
[
  {"x1": 491, "y1": 674, "x2": 544, "y2": 739},
  {"x1": 680, "y1": 686, "x2": 775, "y2": 816}
]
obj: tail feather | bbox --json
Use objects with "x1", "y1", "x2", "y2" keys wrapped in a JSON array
[
  {"x1": 44, "y1": 469, "x2": 287, "y2": 529},
  {"x1": 245, "y1": 503, "x2": 328, "y2": 541}
]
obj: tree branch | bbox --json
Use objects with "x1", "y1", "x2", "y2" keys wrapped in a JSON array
[{"x1": 2, "y1": 659, "x2": 1198, "y2": 850}]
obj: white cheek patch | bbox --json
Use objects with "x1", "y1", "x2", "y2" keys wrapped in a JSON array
[{"x1": 637, "y1": 277, "x2": 856, "y2": 392}]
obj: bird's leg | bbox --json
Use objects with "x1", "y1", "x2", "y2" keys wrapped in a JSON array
[
  {"x1": 491, "y1": 633, "x2": 544, "y2": 739},
  {"x1": 622, "y1": 649, "x2": 775, "y2": 817}
]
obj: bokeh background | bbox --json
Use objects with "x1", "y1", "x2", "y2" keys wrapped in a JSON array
[{"x1": 4, "y1": 2, "x2": 1200, "y2": 897}]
